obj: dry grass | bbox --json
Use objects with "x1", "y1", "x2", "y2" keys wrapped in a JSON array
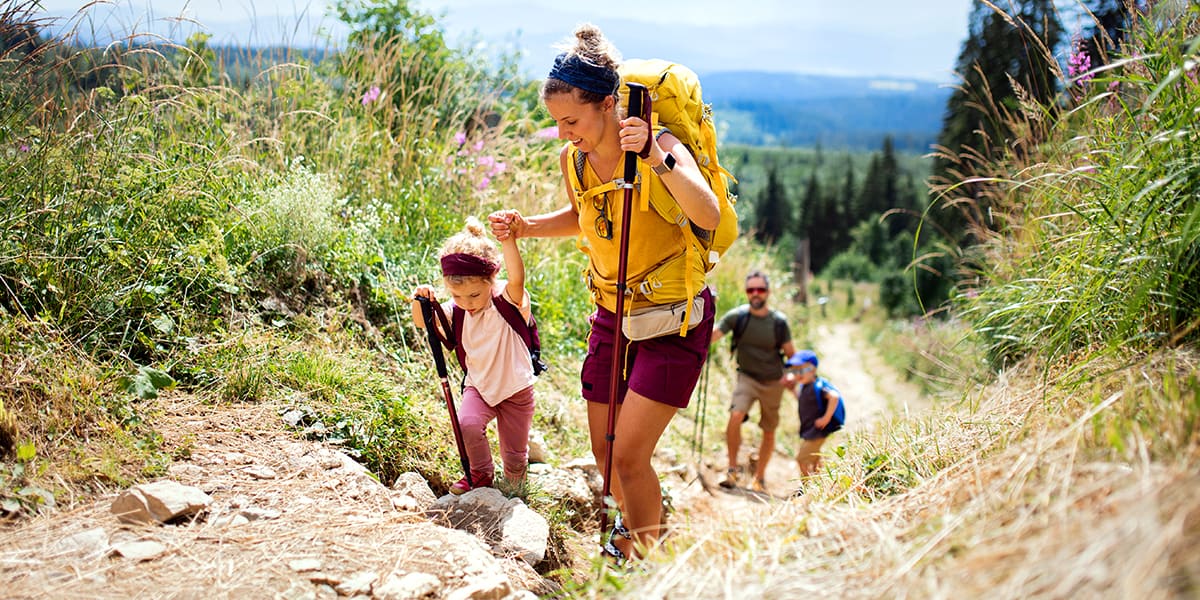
[{"x1": 605, "y1": 348, "x2": 1199, "y2": 599}]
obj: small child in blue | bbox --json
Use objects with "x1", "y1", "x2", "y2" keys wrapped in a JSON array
[{"x1": 784, "y1": 350, "x2": 845, "y2": 476}]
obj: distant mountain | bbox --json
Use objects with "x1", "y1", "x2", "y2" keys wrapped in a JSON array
[{"x1": 700, "y1": 71, "x2": 954, "y2": 152}]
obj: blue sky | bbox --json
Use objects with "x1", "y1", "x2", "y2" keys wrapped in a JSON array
[{"x1": 34, "y1": 1, "x2": 977, "y2": 82}]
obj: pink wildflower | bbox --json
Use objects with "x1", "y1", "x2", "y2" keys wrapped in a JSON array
[
  {"x1": 1067, "y1": 39, "x2": 1093, "y2": 87},
  {"x1": 454, "y1": 131, "x2": 467, "y2": 146},
  {"x1": 534, "y1": 126, "x2": 558, "y2": 140},
  {"x1": 18, "y1": 144, "x2": 29, "y2": 152},
  {"x1": 361, "y1": 85, "x2": 381, "y2": 106}
]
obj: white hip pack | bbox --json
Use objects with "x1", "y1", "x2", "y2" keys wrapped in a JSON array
[{"x1": 621, "y1": 294, "x2": 706, "y2": 341}]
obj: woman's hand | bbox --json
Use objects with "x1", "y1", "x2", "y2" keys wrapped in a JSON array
[
  {"x1": 488, "y1": 210, "x2": 526, "y2": 241},
  {"x1": 619, "y1": 116, "x2": 655, "y2": 160}
]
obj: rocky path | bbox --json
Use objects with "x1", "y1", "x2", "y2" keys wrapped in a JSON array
[
  {"x1": 0, "y1": 400, "x2": 562, "y2": 600},
  {"x1": 0, "y1": 321, "x2": 924, "y2": 598}
]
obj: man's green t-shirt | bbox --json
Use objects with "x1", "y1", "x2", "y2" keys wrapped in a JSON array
[{"x1": 717, "y1": 306, "x2": 791, "y2": 382}]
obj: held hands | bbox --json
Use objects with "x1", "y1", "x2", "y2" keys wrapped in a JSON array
[{"x1": 488, "y1": 210, "x2": 525, "y2": 241}]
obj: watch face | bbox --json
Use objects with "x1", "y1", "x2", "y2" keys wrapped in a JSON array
[{"x1": 655, "y1": 152, "x2": 676, "y2": 174}]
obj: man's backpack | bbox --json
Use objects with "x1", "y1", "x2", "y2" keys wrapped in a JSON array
[
  {"x1": 730, "y1": 307, "x2": 787, "y2": 357},
  {"x1": 567, "y1": 59, "x2": 739, "y2": 335},
  {"x1": 436, "y1": 295, "x2": 548, "y2": 377}
]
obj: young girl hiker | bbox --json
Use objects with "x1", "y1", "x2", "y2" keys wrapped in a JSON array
[
  {"x1": 488, "y1": 24, "x2": 720, "y2": 561},
  {"x1": 784, "y1": 350, "x2": 845, "y2": 478},
  {"x1": 410, "y1": 217, "x2": 536, "y2": 495}
]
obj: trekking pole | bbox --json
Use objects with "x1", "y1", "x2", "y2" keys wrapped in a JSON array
[
  {"x1": 600, "y1": 81, "x2": 648, "y2": 541},
  {"x1": 694, "y1": 355, "x2": 710, "y2": 460},
  {"x1": 417, "y1": 296, "x2": 472, "y2": 489}
]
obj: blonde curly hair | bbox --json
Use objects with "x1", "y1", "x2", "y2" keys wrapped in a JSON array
[{"x1": 439, "y1": 216, "x2": 500, "y2": 285}]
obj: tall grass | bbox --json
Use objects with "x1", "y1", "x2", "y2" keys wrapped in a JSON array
[
  {"x1": 948, "y1": 3, "x2": 1200, "y2": 367},
  {"x1": 0, "y1": 0, "x2": 566, "y2": 509}
]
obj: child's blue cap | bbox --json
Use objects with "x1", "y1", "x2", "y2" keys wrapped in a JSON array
[{"x1": 787, "y1": 350, "x2": 819, "y2": 368}]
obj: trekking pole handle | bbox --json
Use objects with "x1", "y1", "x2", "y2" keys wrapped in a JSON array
[
  {"x1": 623, "y1": 82, "x2": 647, "y2": 184},
  {"x1": 416, "y1": 296, "x2": 449, "y2": 378}
]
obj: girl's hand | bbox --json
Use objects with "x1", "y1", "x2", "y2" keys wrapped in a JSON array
[
  {"x1": 411, "y1": 284, "x2": 435, "y2": 300},
  {"x1": 488, "y1": 210, "x2": 525, "y2": 241}
]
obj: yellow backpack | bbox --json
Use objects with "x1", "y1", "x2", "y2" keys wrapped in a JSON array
[{"x1": 567, "y1": 58, "x2": 739, "y2": 335}]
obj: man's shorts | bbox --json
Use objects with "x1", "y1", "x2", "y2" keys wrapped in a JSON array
[
  {"x1": 730, "y1": 372, "x2": 785, "y2": 431},
  {"x1": 580, "y1": 288, "x2": 715, "y2": 409}
]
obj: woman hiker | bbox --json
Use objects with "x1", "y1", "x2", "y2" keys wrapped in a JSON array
[{"x1": 488, "y1": 23, "x2": 719, "y2": 562}]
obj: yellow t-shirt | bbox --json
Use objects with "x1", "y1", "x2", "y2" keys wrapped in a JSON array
[{"x1": 575, "y1": 158, "x2": 694, "y2": 313}]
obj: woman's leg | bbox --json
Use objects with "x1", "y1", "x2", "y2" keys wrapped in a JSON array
[
  {"x1": 609, "y1": 389, "x2": 678, "y2": 558},
  {"x1": 587, "y1": 400, "x2": 624, "y2": 511}
]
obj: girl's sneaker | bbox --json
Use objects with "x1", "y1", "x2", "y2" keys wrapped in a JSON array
[{"x1": 449, "y1": 474, "x2": 493, "y2": 495}]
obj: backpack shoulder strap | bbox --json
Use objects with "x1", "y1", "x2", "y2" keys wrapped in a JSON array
[
  {"x1": 773, "y1": 310, "x2": 787, "y2": 351},
  {"x1": 490, "y1": 293, "x2": 549, "y2": 376},
  {"x1": 450, "y1": 305, "x2": 468, "y2": 375},
  {"x1": 568, "y1": 147, "x2": 619, "y2": 210},
  {"x1": 492, "y1": 293, "x2": 533, "y2": 350},
  {"x1": 730, "y1": 306, "x2": 752, "y2": 354}
]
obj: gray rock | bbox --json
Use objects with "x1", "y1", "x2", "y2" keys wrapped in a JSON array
[
  {"x1": 374, "y1": 572, "x2": 441, "y2": 600},
  {"x1": 335, "y1": 571, "x2": 377, "y2": 596},
  {"x1": 110, "y1": 480, "x2": 212, "y2": 525},
  {"x1": 47, "y1": 527, "x2": 108, "y2": 559},
  {"x1": 391, "y1": 472, "x2": 437, "y2": 510},
  {"x1": 110, "y1": 539, "x2": 167, "y2": 561}
]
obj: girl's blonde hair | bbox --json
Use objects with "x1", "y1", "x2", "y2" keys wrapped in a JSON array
[{"x1": 439, "y1": 216, "x2": 500, "y2": 285}]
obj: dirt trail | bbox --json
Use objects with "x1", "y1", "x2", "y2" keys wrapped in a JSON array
[
  {"x1": 674, "y1": 320, "x2": 927, "y2": 511},
  {"x1": 0, "y1": 320, "x2": 926, "y2": 596}
]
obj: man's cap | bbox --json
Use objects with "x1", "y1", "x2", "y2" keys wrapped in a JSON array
[{"x1": 787, "y1": 349, "x2": 818, "y2": 368}]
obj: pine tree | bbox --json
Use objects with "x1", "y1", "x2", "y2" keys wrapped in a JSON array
[
  {"x1": 753, "y1": 164, "x2": 789, "y2": 245},
  {"x1": 933, "y1": 0, "x2": 1064, "y2": 243},
  {"x1": 1082, "y1": 0, "x2": 1140, "y2": 57}
]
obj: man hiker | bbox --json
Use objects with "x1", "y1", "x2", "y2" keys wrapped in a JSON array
[{"x1": 710, "y1": 270, "x2": 796, "y2": 491}]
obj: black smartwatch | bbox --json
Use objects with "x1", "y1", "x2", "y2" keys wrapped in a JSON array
[{"x1": 652, "y1": 152, "x2": 676, "y2": 176}]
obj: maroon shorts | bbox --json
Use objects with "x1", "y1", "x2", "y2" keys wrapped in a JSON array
[{"x1": 580, "y1": 287, "x2": 715, "y2": 409}]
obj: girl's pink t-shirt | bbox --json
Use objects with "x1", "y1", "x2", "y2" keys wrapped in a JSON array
[{"x1": 453, "y1": 281, "x2": 536, "y2": 406}]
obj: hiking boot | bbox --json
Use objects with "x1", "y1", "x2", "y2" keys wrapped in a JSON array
[
  {"x1": 449, "y1": 474, "x2": 493, "y2": 495},
  {"x1": 609, "y1": 513, "x2": 632, "y2": 544},
  {"x1": 718, "y1": 467, "x2": 741, "y2": 489},
  {"x1": 750, "y1": 477, "x2": 767, "y2": 493}
]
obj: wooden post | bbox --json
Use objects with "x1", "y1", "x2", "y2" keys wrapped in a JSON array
[{"x1": 793, "y1": 239, "x2": 810, "y2": 304}]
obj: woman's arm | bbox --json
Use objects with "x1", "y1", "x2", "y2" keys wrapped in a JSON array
[
  {"x1": 489, "y1": 147, "x2": 582, "y2": 241},
  {"x1": 619, "y1": 119, "x2": 720, "y2": 231}
]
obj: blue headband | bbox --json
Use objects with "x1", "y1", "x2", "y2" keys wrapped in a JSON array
[{"x1": 547, "y1": 53, "x2": 619, "y2": 97}]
